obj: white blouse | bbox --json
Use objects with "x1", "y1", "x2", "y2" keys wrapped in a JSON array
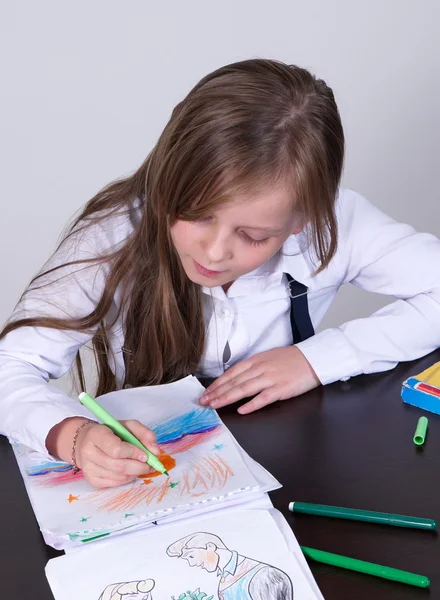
[{"x1": 1, "y1": 188, "x2": 440, "y2": 455}]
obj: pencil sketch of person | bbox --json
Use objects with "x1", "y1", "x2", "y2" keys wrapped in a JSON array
[
  {"x1": 166, "y1": 532, "x2": 293, "y2": 600},
  {"x1": 98, "y1": 579, "x2": 155, "y2": 600}
]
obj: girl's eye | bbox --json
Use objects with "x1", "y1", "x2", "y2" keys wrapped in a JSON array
[{"x1": 241, "y1": 233, "x2": 269, "y2": 247}]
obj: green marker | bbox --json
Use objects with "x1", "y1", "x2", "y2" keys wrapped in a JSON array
[
  {"x1": 301, "y1": 546, "x2": 430, "y2": 588},
  {"x1": 413, "y1": 416, "x2": 429, "y2": 446},
  {"x1": 78, "y1": 392, "x2": 169, "y2": 476},
  {"x1": 289, "y1": 501, "x2": 437, "y2": 531}
]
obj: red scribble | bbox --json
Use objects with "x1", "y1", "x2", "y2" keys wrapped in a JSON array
[
  {"x1": 34, "y1": 469, "x2": 85, "y2": 487},
  {"x1": 161, "y1": 429, "x2": 221, "y2": 454}
]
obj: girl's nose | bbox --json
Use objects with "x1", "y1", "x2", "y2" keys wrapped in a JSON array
[{"x1": 201, "y1": 231, "x2": 232, "y2": 263}]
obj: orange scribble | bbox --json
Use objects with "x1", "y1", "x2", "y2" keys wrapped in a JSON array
[
  {"x1": 68, "y1": 494, "x2": 80, "y2": 503},
  {"x1": 86, "y1": 452, "x2": 235, "y2": 513},
  {"x1": 179, "y1": 454, "x2": 234, "y2": 497},
  {"x1": 137, "y1": 452, "x2": 176, "y2": 479}
]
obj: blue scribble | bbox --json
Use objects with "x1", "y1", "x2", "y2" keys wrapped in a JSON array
[
  {"x1": 152, "y1": 408, "x2": 221, "y2": 444},
  {"x1": 26, "y1": 461, "x2": 72, "y2": 476}
]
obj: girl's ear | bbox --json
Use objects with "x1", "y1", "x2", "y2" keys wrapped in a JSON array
[
  {"x1": 289, "y1": 209, "x2": 306, "y2": 235},
  {"x1": 291, "y1": 213, "x2": 307, "y2": 234}
]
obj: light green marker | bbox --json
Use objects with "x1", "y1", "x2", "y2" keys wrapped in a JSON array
[
  {"x1": 413, "y1": 416, "x2": 429, "y2": 446},
  {"x1": 301, "y1": 546, "x2": 430, "y2": 588},
  {"x1": 78, "y1": 392, "x2": 169, "y2": 476}
]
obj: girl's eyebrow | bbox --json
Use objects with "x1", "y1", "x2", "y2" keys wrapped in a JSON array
[{"x1": 241, "y1": 225, "x2": 284, "y2": 233}]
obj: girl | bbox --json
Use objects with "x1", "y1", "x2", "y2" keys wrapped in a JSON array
[{"x1": 1, "y1": 59, "x2": 440, "y2": 489}]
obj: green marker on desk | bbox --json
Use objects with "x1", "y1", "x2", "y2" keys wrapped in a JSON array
[
  {"x1": 78, "y1": 392, "x2": 169, "y2": 476},
  {"x1": 289, "y1": 501, "x2": 437, "y2": 531},
  {"x1": 413, "y1": 416, "x2": 429, "y2": 446},
  {"x1": 301, "y1": 546, "x2": 430, "y2": 588}
]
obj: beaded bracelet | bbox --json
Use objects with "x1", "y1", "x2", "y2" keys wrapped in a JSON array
[{"x1": 71, "y1": 419, "x2": 96, "y2": 474}]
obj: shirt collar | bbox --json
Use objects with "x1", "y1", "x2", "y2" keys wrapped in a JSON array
[
  {"x1": 217, "y1": 551, "x2": 238, "y2": 577},
  {"x1": 278, "y1": 232, "x2": 312, "y2": 286}
]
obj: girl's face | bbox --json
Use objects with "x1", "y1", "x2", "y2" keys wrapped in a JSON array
[{"x1": 170, "y1": 185, "x2": 302, "y2": 289}]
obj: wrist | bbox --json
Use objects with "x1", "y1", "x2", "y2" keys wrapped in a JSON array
[
  {"x1": 71, "y1": 419, "x2": 97, "y2": 473},
  {"x1": 46, "y1": 417, "x2": 92, "y2": 463},
  {"x1": 292, "y1": 345, "x2": 321, "y2": 388}
]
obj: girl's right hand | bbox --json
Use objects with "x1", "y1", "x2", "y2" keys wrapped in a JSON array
[
  {"x1": 74, "y1": 419, "x2": 159, "y2": 488},
  {"x1": 46, "y1": 417, "x2": 159, "y2": 488}
]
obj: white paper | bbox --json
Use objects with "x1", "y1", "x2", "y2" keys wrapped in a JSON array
[
  {"x1": 12, "y1": 376, "x2": 279, "y2": 549},
  {"x1": 46, "y1": 508, "x2": 322, "y2": 600}
]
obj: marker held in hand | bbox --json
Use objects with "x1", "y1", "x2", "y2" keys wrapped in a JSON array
[{"x1": 78, "y1": 392, "x2": 169, "y2": 476}]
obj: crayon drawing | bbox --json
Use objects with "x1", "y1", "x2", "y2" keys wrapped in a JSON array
[
  {"x1": 97, "y1": 530, "x2": 293, "y2": 600},
  {"x1": 167, "y1": 531, "x2": 294, "y2": 600},
  {"x1": 12, "y1": 387, "x2": 263, "y2": 546},
  {"x1": 25, "y1": 407, "x2": 223, "y2": 487}
]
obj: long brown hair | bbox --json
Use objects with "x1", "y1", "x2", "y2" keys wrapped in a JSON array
[{"x1": 1, "y1": 59, "x2": 344, "y2": 395}]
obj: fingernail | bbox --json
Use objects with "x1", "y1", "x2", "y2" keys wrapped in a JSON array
[
  {"x1": 137, "y1": 453, "x2": 147, "y2": 462},
  {"x1": 210, "y1": 400, "x2": 218, "y2": 408},
  {"x1": 200, "y1": 395, "x2": 209, "y2": 405}
]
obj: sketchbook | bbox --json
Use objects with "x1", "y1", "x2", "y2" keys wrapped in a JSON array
[
  {"x1": 46, "y1": 500, "x2": 324, "y2": 600},
  {"x1": 10, "y1": 376, "x2": 280, "y2": 550}
]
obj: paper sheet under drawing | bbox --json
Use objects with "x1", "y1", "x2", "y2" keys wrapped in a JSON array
[
  {"x1": 46, "y1": 509, "x2": 323, "y2": 600},
  {"x1": 11, "y1": 376, "x2": 279, "y2": 549}
]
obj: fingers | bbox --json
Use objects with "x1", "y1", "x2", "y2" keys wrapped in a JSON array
[
  {"x1": 93, "y1": 426, "x2": 146, "y2": 461},
  {"x1": 238, "y1": 389, "x2": 282, "y2": 414},
  {"x1": 121, "y1": 420, "x2": 160, "y2": 454},
  {"x1": 203, "y1": 373, "x2": 271, "y2": 409},
  {"x1": 201, "y1": 360, "x2": 255, "y2": 399},
  {"x1": 76, "y1": 422, "x2": 157, "y2": 488},
  {"x1": 80, "y1": 450, "x2": 138, "y2": 488},
  {"x1": 82, "y1": 453, "x2": 156, "y2": 488},
  {"x1": 200, "y1": 364, "x2": 261, "y2": 407},
  {"x1": 87, "y1": 445, "x2": 155, "y2": 477}
]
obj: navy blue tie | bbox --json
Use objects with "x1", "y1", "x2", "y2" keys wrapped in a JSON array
[{"x1": 284, "y1": 273, "x2": 314, "y2": 343}]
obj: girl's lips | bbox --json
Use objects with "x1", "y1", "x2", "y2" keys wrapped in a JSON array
[{"x1": 194, "y1": 260, "x2": 224, "y2": 278}]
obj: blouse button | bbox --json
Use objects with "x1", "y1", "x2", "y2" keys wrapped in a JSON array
[{"x1": 219, "y1": 306, "x2": 232, "y2": 319}]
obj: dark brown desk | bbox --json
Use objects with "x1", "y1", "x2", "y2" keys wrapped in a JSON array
[{"x1": 2, "y1": 350, "x2": 440, "y2": 599}]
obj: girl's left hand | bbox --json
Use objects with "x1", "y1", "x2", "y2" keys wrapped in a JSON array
[{"x1": 200, "y1": 346, "x2": 320, "y2": 414}]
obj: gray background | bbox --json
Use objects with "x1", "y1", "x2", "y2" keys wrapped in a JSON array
[{"x1": 1, "y1": 0, "x2": 439, "y2": 333}]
